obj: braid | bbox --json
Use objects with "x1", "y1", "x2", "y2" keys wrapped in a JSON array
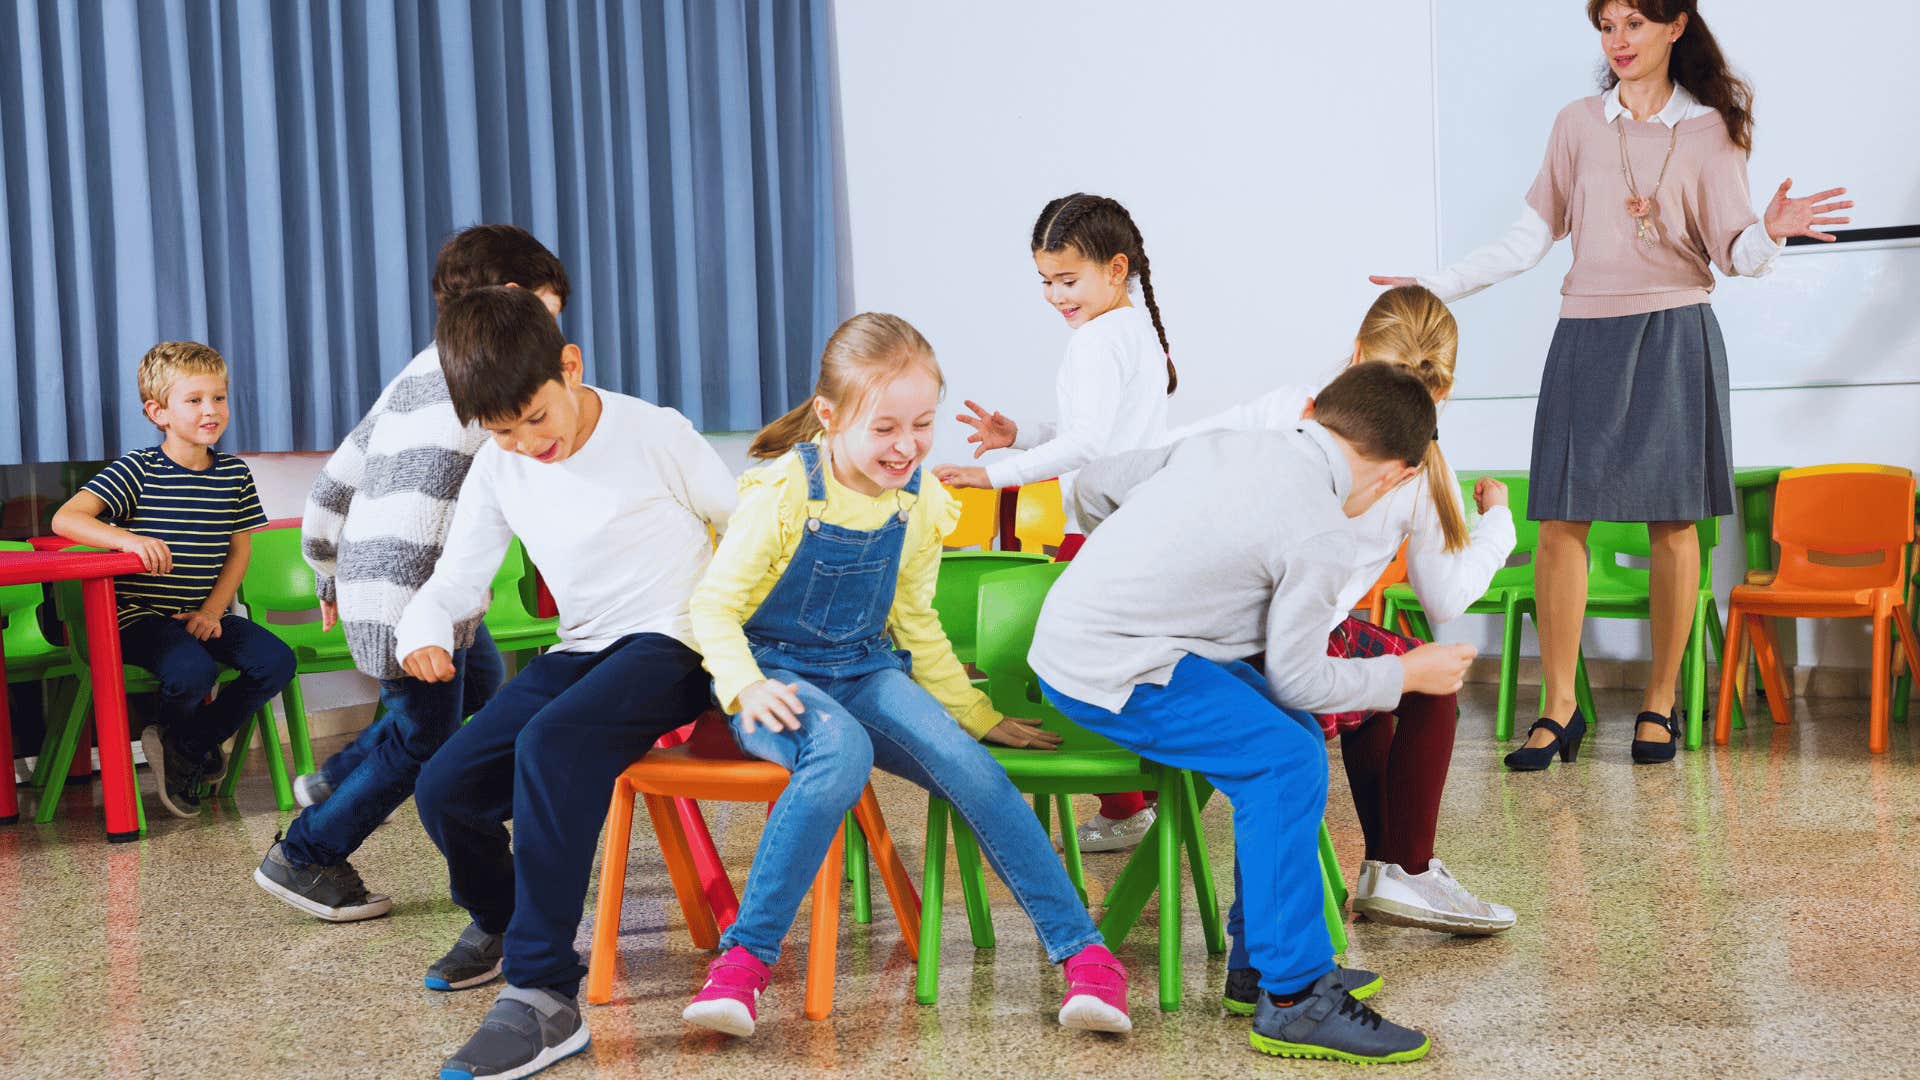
[
  {"x1": 1123, "y1": 215, "x2": 1175, "y2": 394},
  {"x1": 1032, "y1": 192, "x2": 1174, "y2": 394}
]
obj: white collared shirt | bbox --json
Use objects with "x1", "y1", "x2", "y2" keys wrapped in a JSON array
[{"x1": 1421, "y1": 83, "x2": 1783, "y2": 305}]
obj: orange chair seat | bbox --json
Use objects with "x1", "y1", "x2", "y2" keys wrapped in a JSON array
[{"x1": 586, "y1": 744, "x2": 922, "y2": 1021}]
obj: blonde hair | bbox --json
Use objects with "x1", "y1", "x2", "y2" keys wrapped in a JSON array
[
  {"x1": 1353, "y1": 286, "x2": 1467, "y2": 551},
  {"x1": 137, "y1": 341, "x2": 228, "y2": 420},
  {"x1": 749, "y1": 313, "x2": 943, "y2": 460}
]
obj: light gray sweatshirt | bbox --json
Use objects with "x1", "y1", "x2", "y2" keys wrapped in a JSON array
[{"x1": 1028, "y1": 422, "x2": 1406, "y2": 715}]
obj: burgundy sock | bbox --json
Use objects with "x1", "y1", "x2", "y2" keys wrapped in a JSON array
[{"x1": 1097, "y1": 791, "x2": 1149, "y2": 819}]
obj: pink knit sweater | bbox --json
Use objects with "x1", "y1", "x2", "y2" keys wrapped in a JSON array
[{"x1": 1527, "y1": 95, "x2": 1762, "y2": 319}]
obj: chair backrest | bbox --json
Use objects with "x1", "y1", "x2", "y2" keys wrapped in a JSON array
[
  {"x1": 942, "y1": 485, "x2": 999, "y2": 550},
  {"x1": 1358, "y1": 541, "x2": 1408, "y2": 623},
  {"x1": 0, "y1": 540, "x2": 64, "y2": 661},
  {"x1": 488, "y1": 537, "x2": 544, "y2": 620},
  {"x1": 238, "y1": 524, "x2": 321, "y2": 615},
  {"x1": 975, "y1": 562, "x2": 1121, "y2": 752},
  {"x1": 1457, "y1": 471, "x2": 1537, "y2": 554},
  {"x1": 1013, "y1": 479, "x2": 1068, "y2": 551},
  {"x1": 1586, "y1": 516, "x2": 1721, "y2": 587},
  {"x1": 1771, "y1": 469, "x2": 1915, "y2": 591},
  {"x1": 930, "y1": 551, "x2": 1050, "y2": 663},
  {"x1": 1780, "y1": 463, "x2": 1912, "y2": 480}
]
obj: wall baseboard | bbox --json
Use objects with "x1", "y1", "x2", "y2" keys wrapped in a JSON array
[{"x1": 1465, "y1": 656, "x2": 1883, "y2": 701}]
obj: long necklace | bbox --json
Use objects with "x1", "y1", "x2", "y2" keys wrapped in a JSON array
[{"x1": 1616, "y1": 115, "x2": 1679, "y2": 248}]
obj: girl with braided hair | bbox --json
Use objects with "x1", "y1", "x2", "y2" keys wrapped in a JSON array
[{"x1": 935, "y1": 193, "x2": 1178, "y2": 853}]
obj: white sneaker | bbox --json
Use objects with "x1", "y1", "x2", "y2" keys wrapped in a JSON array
[
  {"x1": 1073, "y1": 807, "x2": 1156, "y2": 853},
  {"x1": 1349, "y1": 859, "x2": 1387, "y2": 914},
  {"x1": 1351, "y1": 858, "x2": 1515, "y2": 936}
]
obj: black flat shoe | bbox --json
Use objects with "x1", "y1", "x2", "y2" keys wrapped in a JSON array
[
  {"x1": 1503, "y1": 712, "x2": 1586, "y2": 772},
  {"x1": 1630, "y1": 711, "x2": 1679, "y2": 764}
]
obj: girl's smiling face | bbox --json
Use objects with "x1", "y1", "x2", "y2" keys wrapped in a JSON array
[
  {"x1": 818, "y1": 365, "x2": 941, "y2": 496},
  {"x1": 1034, "y1": 248, "x2": 1130, "y2": 329}
]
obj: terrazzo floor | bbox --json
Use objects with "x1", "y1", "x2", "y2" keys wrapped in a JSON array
[{"x1": 3, "y1": 684, "x2": 1917, "y2": 1079}]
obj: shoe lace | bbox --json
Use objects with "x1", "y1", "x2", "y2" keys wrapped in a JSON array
[{"x1": 1335, "y1": 992, "x2": 1385, "y2": 1031}]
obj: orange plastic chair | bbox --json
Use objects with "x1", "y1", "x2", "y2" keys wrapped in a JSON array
[
  {"x1": 1714, "y1": 468, "x2": 1919, "y2": 753},
  {"x1": 942, "y1": 485, "x2": 999, "y2": 550},
  {"x1": 586, "y1": 739, "x2": 922, "y2": 1020},
  {"x1": 1013, "y1": 479, "x2": 1067, "y2": 552},
  {"x1": 1358, "y1": 542, "x2": 1410, "y2": 627}
]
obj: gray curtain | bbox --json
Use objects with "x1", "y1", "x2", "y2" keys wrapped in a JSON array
[{"x1": 0, "y1": 0, "x2": 841, "y2": 464}]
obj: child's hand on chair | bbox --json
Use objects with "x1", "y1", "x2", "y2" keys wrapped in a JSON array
[
  {"x1": 738, "y1": 679, "x2": 807, "y2": 734},
  {"x1": 983, "y1": 717, "x2": 1063, "y2": 750},
  {"x1": 401, "y1": 646, "x2": 458, "y2": 683}
]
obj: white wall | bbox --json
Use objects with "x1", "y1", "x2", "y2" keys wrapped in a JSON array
[{"x1": 831, "y1": 0, "x2": 1919, "y2": 670}]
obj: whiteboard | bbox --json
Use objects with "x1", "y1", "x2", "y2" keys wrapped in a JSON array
[{"x1": 1432, "y1": 0, "x2": 1919, "y2": 396}]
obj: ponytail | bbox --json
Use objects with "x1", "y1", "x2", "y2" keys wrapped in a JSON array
[
  {"x1": 748, "y1": 399, "x2": 824, "y2": 460},
  {"x1": 1423, "y1": 442, "x2": 1470, "y2": 552}
]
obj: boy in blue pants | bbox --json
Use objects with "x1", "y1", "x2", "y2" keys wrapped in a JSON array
[{"x1": 1030, "y1": 362, "x2": 1476, "y2": 1064}]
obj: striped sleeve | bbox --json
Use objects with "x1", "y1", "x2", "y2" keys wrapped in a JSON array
[
  {"x1": 82, "y1": 454, "x2": 146, "y2": 522},
  {"x1": 230, "y1": 461, "x2": 269, "y2": 533}
]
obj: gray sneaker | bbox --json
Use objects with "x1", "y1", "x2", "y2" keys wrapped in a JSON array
[
  {"x1": 1224, "y1": 965, "x2": 1382, "y2": 1016},
  {"x1": 426, "y1": 922, "x2": 505, "y2": 991},
  {"x1": 293, "y1": 772, "x2": 331, "y2": 808},
  {"x1": 253, "y1": 836, "x2": 393, "y2": 922},
  {"x1": 140, "y1": 727, "x2": 203, "y2": 818},
  {"x1": 1072, "y1": 806, "x2": 1156, "y2": 853},
  {"x1": 1249, "y1": 969, "x2": 1430, "y2": 1063},
  {"x1": 1353, "y1": 859, "x2": 1515, "y2": 936},
  {"x1": 441, "y1": 986, "x2": 588, "y2": 1080}
]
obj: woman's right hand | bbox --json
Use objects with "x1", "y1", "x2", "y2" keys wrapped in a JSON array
[
  {"x1": 1368, "y1": 275, "x2": 1420, "y2": 288},
  {"x1": 956, "y1": 400, "x2": 1017, "y2": 458},
  {"x1": 737, "y1": 679, "x2": 807, "y2": 734}
]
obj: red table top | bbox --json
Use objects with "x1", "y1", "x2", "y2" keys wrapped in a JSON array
[{"x1": 0, "y1": 549, "x2": 147, "y2": 587}]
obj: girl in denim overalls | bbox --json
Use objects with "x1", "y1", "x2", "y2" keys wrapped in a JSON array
[{"x1": 685, "y1": 313, "x2": 1129, "y2": 1038}]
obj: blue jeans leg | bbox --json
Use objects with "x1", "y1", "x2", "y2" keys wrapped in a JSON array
[
  {"x1": 720, "y1": 673, "x2": 875, "y2": 965},
  {"x1": 416, "y1": 633, "x2": 708, "y2": 998},
  {"x1": 1043, "y1": 655, "x2": 1332, "y2": 996},
  {"x1": 121, "y1": 616, "x2": 296, "y2": 757},
  {"x1": 280, "y1": 654, "x2": 471, "y2": 867},
  {"x1": 321, "y1": 624, "x2": 503, "y2": 785},
  {"x1": 845, "y1": 668, "x2": 1100, "y2": 964}
]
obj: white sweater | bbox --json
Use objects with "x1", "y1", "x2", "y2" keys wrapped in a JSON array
[
  {"x1": 1168, "y1": 382, "x2": 1516, "y2": 631},
  {"x1": 982, "y1": 305, "x2": 1169, "y2": 531},
  {"x1": 395, "y1": 388, "x2": 737, "y2": 661}
]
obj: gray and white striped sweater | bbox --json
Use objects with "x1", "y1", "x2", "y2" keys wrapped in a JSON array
[{"x1": 304, "y1": 345, "x2": 491, "y2": 680}]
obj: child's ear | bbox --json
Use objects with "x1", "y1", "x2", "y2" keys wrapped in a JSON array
[
  {"x1": 1299, "y1": 397, "x2": 1316, "y2": 420},
  {"x1": 811, "y1": 395, "x2": 834, "y2": 435},
  {"x1": 559, "y1": 344, "x2": 584, "y2": 384},
  {"x1": 1108, "y1": 252, "x2": 1129, "y2": 286},
  {"x1": 143, "y1": 399, "x2": 165, "y2": 425}
]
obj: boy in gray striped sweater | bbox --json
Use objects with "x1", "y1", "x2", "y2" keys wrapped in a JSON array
[{"x1": 253, "y1": 225, "x2": 570, "y2": 923}]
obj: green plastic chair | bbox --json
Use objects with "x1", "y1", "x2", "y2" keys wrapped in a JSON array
[
  {"x1": 2, "y1": 540, "x2": 75, "y2": 687},
  {"x1": 484, "y1": 538, "x2": 562, "y2": 667},
  {"x1": 930, "y1": 550, "x2": 1050, "y2": 666},
  {"x1": 916, "y1": 562, "x2": 1223, "y2": 1013},
  {"x1": 229, "y1": 523, "x2": 349, "y2": 805}
]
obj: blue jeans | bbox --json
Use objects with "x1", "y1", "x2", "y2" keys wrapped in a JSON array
[
  {"x1": 120, "y1": 614, "x2": 296, "y2": 759},
  {"x1": 316, "y1": 625, "x2": 504, "y2": 787},
  {"x1": 280, "y1": 625, "x2": 502, "y2": 868},
  {"x1": 1043, "y1": 655, "x2": 1333, "y2": 997},
  {"x1": 722, "y1": 664, "x2": 1101, "y2": 966},
  {"x1": 415, "y1": 633, "x2": 710, "y2": 997}
]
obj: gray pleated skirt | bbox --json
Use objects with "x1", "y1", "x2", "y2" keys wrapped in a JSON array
[{"x1": 1528, "y1": 303, "x2": 1733, "y2": 523}]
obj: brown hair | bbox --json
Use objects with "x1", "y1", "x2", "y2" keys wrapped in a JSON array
[
  {"x1": 436, "y1": 286, "x2": 570, "y2": 425},
  {"x1": 749, "y1": 313, "x2": 943, "y2": 460},
  {"x1": 138, "y1": 341, "x2": 227, "y2": 423},
  {"x1": 431, "y1": 224, "x2": 572, "y2": 312},
  {"x1": 1354, "y1": 286, "x2": 1468, "y2": 551},
  {"x1": 1031, "y1": 193, "x2": 1176, "y2": 393},
  {"x1": 1312, "y1": 361, "x2": 1437, "y2": 469},
  {"x1": 1588, "y1": 0, "x2": 1753, "y2": 153}
]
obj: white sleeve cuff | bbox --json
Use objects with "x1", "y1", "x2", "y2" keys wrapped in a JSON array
[{"x1": 1732, "y1": 221, "x2": 1785, "y2": 278}]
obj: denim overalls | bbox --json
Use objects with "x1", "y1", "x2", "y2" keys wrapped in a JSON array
[{"x1": 718, "y1": 443, "x2": 1101, "y2": 965}]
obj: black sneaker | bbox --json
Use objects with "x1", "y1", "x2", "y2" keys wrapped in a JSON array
[
  {"x1": 441, "y1": 986, "x2": 589, "y2": 1079},
  {"x1": 1249, "y1": 968, "x2": 1430, "y2": 1063},
  {"x1": 1224, "y1": 964, "x2": 1383, "y2": 1016},
  {"x1": 140, "y1": 727, "x2": 203, "y2": 818},
  {"x1": 197, "y1": 745, "x2": 229, "y2": 787},
  {"x1": 426, "y1": 922, "x2": 506, "y2": 991},
  {"x1": 253, "y1": 835, "x2": 393, "y2": 922}
]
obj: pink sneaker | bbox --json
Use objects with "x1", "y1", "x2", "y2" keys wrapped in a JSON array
[
  {"x1": 682, "y1": 946, "x2": 771, "y2": 1037},
  {"x1": 1058, "y1": 943, "x2": 1131, "y2": 1032}
]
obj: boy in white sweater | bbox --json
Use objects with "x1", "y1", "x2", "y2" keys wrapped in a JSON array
[{"x1": 403, "y1": 287, "x2": 735, "y2": 1080}]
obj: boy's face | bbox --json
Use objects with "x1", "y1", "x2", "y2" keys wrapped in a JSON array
[
  {"x1": 481, "y1": 345, "x2": 590, "y2": 464},
  {"x1": 146, "y1": 373, "x2": 230, "y2": 448}
]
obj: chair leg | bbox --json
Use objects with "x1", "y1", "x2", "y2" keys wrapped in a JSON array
[
  {"x1": 1706, "y1": 597, "x2": 1746, "y2": 732},
  {"x1": 1032, "y1": 791, "x2": 1051, "y2": 834},
  {"x1": 950, "y1": 815, "x2": 997, "y2": 949},
  {"x1": 802, "y1": 826, "x2": 846, "y2": 1021},
  {"x1": 643, "y1": 792, "x2": 721, "y2": 949},
  {"x1": 28, "y1": 679, "x2": 79, "y2": 788},
  {"x1": 672, "y1": 797, "x2": 740, "y2": 932},
  {"x1": 33, "y1": 681, "x2": 92, "y2": 824},
  {"x1": 1322, "y1": 835, "x2": 1349, "y2": 957},
  {"x1": 1573, "y1": 646, "x2": 1598, "y2": 731},
  {"x1": 281, "y1": 676, "x2": 316, "y2": 777},
  {"x1": 586, "y1": 780, "x2": 637, "y2": 1005},
  {"x1": 1318, "y1": 820, "x2": 1347, "y2": 911},
  {"x1": 845, "y1": 811, "x2": 872, "y2": 925},
  {"x1": 850, "y1": 785, "x2": 920, "y2": 954},
  {"x1": 257, "y1": 703, "x2": 294, "y2": 812},
  {"x1": 1495, "y1": 595, "x2": 1522, "y2": 741},
  {"x1": 1715, "y1": 603, "x2": 1748, "y2": 745},
  {"x1": 1869, "y1": 611, "x2": 1892, "y2": 755},
  {"x1": 1178, "y1": 773, "x2": 1224, "y2": 955},
  {"x1": 1155, "y1": 768, "x2": 1183, "y2": 1012},
  {"x1": 1097, "y1": 821, "x2": 1158, "y2": 945},
  {"x1": 1889, "y1": 603, "x2": 1920, "y2": 727},
  {"x1": 218, "y1": 709, "x2": 258, "y2": 800},
  {"x1": 1748, "y1": 616, "x2": 1794, "y2": 726},
  {"x1": 1684, "y1": 597, "x2": 1709, "y2": 751},
  {"x1": 915, "y1": 798, "x2": 949, "y2": 1005},
  {"x1": 1056, "y1": 793, "x2": 1088, "y2": 906}
]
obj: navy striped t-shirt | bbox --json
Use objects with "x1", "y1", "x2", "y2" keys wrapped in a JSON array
[{"x1": 81, "y1": 447, "x2": 269, "y2": 626}]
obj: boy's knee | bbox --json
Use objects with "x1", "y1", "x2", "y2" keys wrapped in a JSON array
[
  {"x1": 414, "y1": 755, "x2": 460, "y2": 821},
  {"x1": 160, "y1": 649, "x2": 221, "y2": 702},
  {"x1": 257, "y1": 638, "x2": 297, "y2": 689}
]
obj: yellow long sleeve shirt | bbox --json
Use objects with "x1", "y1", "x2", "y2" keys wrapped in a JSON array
[{"x1": 689, "y1": 447, "x2": 1002, "y2": 739}]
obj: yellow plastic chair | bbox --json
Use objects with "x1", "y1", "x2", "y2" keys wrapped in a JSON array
[
  {"x1": 1013, "y1": 479, "x2": 1067, "y2": 552},
  {"x1": 941, "y1": 485, "x2": 998, "y2": 550}
]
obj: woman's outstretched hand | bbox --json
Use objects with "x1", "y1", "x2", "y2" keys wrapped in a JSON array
[
  {"x1": 1368, "y1": 275, "x2": 1420, "y2": 288},
  {"x1": 1764, "y1": 180, "x2": 1852, "y2": 243}
]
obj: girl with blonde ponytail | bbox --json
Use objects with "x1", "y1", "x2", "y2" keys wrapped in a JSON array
[{"x1": 1168, "y1": 288, "x2": 1521, "y2": 977}]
